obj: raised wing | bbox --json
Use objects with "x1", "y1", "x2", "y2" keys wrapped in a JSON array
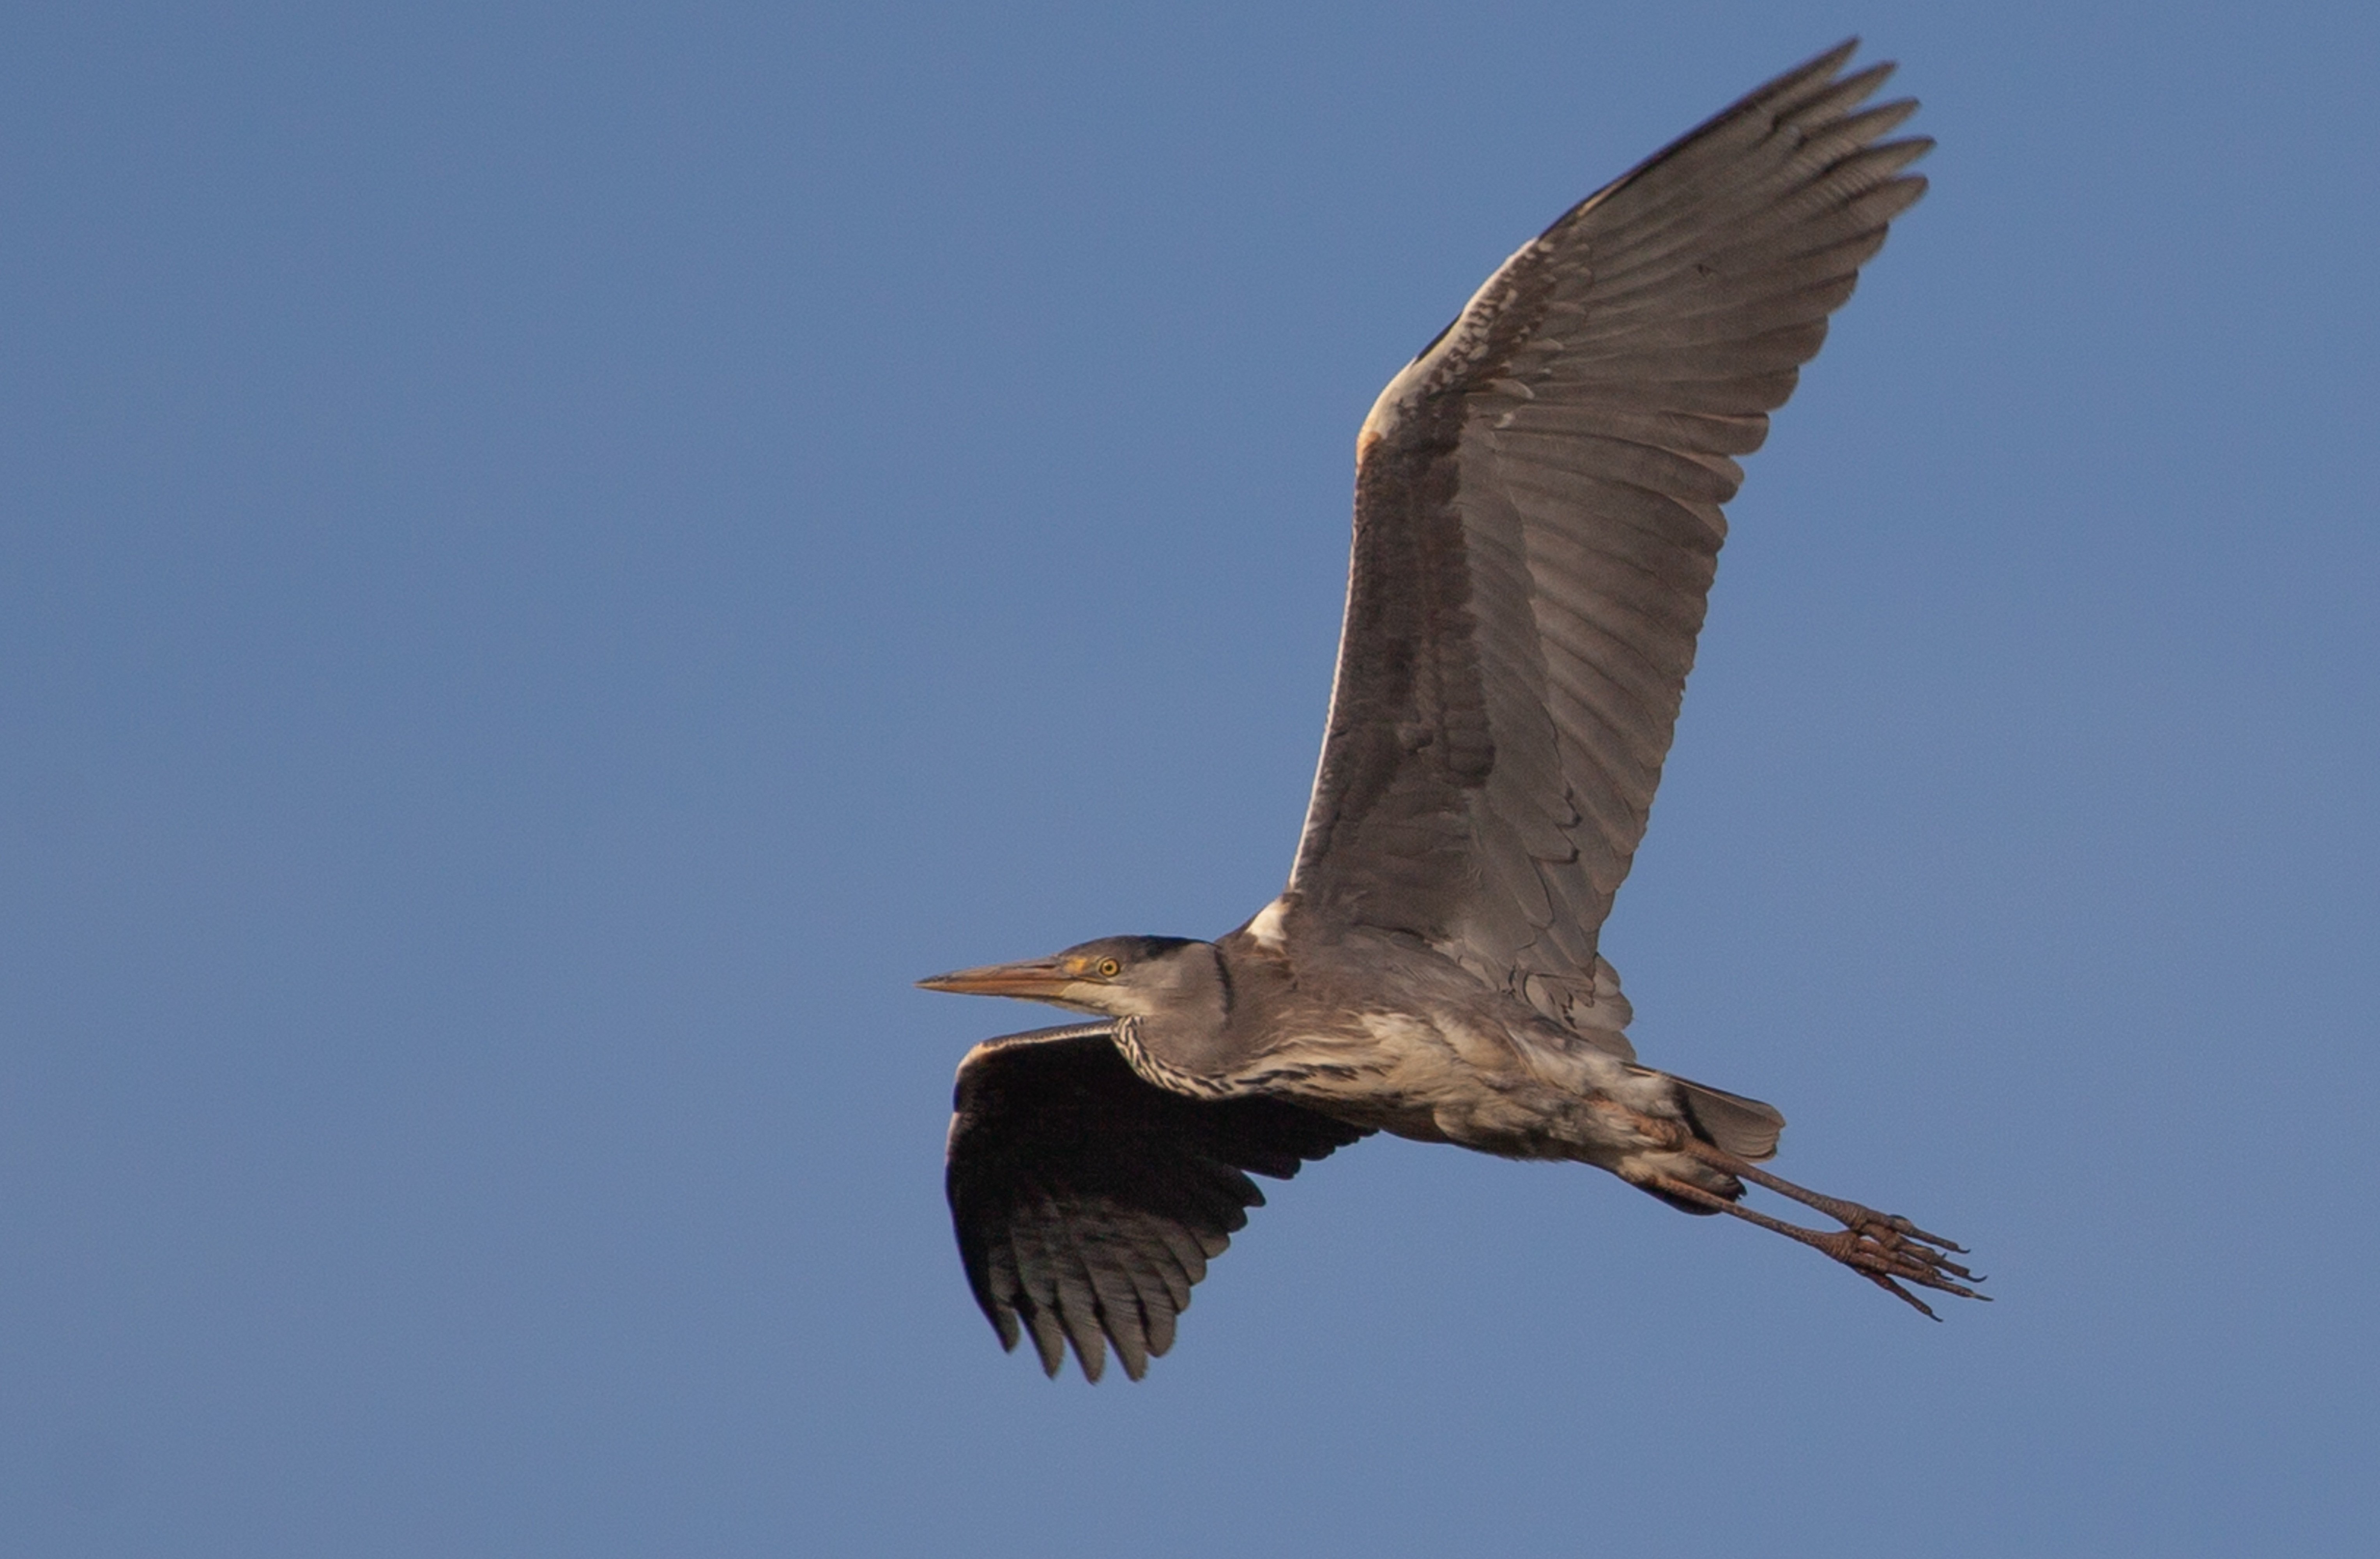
[
  {"x1": 1290, "y1": 42, "x2": 1927, "y2": 1033},
  {"x1": 946, "y1": 1023, "x2": 1370, "y2": 1381}
]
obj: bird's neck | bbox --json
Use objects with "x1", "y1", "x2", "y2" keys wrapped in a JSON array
[{"x1": 1109, "y1": 942, "x2": 1245, "y2": 1096}]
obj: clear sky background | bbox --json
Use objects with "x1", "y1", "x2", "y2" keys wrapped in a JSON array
[{"x1": 5, "y1": 3, "x2": 2376, "y2": 1555}]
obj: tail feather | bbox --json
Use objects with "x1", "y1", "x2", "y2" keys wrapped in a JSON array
[{"x1": 1674, "y1": 1077, "x2": 1786, "y2": 1161}]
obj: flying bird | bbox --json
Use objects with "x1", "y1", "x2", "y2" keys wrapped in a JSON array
[{"x1": 923, "y1": 41, "x2": 1982, "y2": 1382}]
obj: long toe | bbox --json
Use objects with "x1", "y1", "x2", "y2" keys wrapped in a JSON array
[{"x1": 1822, "y1": 1216, "x2": 1987, "y2": 1317}]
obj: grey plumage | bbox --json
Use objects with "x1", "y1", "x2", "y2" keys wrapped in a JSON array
[
  {"x1": 924, "y1": 42, "x2": 1983, "y2": 1382},
  {"x1": 1294, "y1": 41, "x2": 1927, "y2": 1034}
]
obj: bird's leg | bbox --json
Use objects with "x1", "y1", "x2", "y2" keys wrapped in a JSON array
[
  {"x1": 1656, "y1": 1140, "x2": 1987, "y2": 1318},
  {"x1": 1683, "y1": 1140, "x2": 1968, "y2": 1251}
]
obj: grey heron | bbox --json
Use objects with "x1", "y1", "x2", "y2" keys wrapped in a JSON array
[{"x1": 924, "y1": 41, "x2": 1982, "y2": 1382}]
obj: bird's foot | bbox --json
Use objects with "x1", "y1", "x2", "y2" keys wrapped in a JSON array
[
  {"x1": 1798, "y1": 1207, "x2": 1984, "y2": 1318},
  {"x1": 1664, "y1": 1142, "x2": 1987, "y2": 1318}
]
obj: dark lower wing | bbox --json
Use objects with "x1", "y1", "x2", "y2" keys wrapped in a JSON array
[{"x1": 945, "y1": 1023, "x2": 1371, "y2": 1381}]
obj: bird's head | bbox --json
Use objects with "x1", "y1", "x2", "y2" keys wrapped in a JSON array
[{"x1": 919, "y1": 935, "x2": 1217, "y2": 1021}]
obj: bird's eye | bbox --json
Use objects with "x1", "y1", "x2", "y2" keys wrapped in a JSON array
[{"x1": 1096, "y1": 958, "x2": 1121, "y2": 978}]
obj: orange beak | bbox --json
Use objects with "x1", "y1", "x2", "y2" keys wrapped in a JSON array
[{"x1": 916, "y1": 958, "x2": 1079, "y2": 1000}]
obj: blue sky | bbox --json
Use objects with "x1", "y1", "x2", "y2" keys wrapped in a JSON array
[{"x1": 4, "y1": 3, "x2": 2376, "y2": 1554}]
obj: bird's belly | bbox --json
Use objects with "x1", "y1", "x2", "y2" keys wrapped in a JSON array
[{"x1": 1256, "y1": 1011, "x2": 1679, "y2": 1165}]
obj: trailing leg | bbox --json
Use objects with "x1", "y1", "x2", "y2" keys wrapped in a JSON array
[{"x1": 1657, "y1": 1140, "x2": 1987, "y2": 1317}]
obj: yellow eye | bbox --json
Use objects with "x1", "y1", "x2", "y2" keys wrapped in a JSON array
[{"x1": 1096, "y1": 958, "x2": 1121, "y2": 978}]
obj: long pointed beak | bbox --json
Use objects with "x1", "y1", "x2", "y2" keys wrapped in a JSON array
[{"x1": 916, "y1": 958, "x2": 1078, "y2": 1000}]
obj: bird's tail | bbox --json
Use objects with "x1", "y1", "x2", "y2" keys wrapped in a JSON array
[
  {"x1": 1612, "y1": 1071, "x2": 1783, "y2": 1214},
  {"x1": 1672, "y1": 1076, "x2": 1785, "y2": 1162}
]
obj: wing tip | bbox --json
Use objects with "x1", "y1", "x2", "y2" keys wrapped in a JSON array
[
  {"x1": 1776, "y1": 37, "x2": 1868, "y2": 96},
  {"x1": 1758, "y1": 41, "x2": 1913, "y2": 129},
  {"x1": 1025, "y1": 1306, "x2": 1068, "y2": 1378}
]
